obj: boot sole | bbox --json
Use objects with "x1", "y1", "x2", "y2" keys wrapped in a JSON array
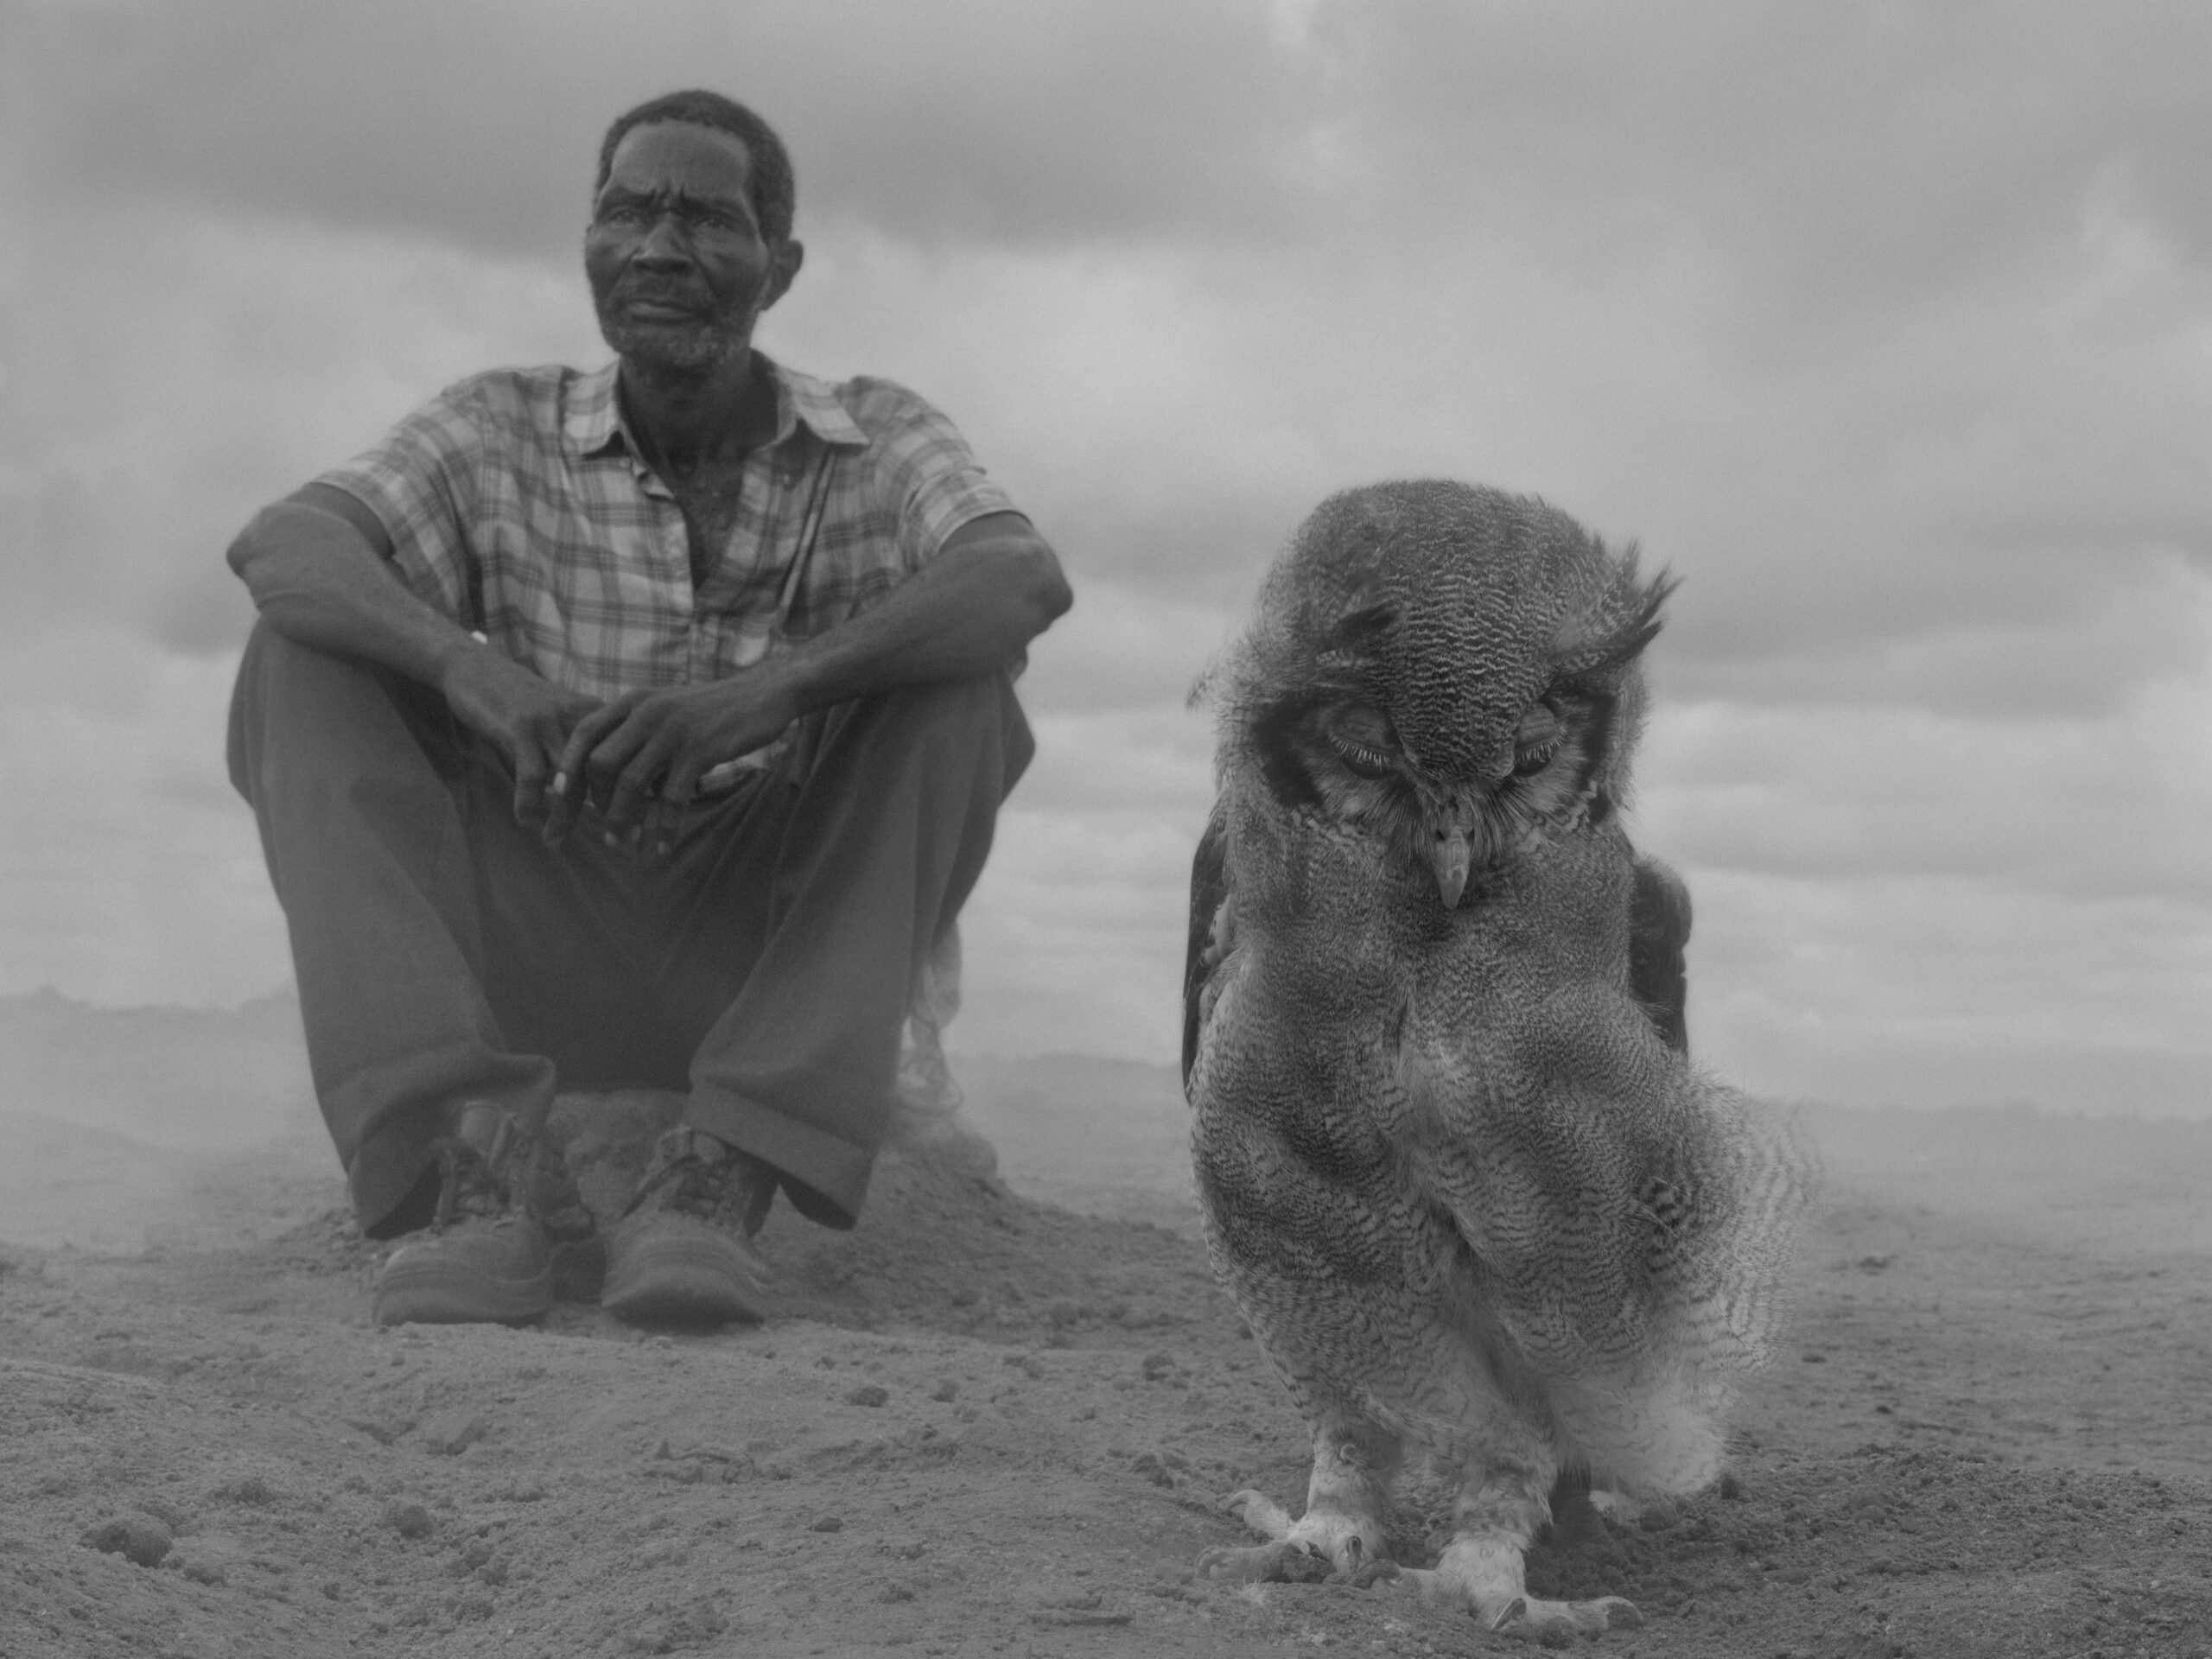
[
  {"x1": 601, "y1": 1219, "x2": 771, "y2": 1325},
  {"x1": 372, "y1": 1256, "x2": 555, "y2": 1326}
]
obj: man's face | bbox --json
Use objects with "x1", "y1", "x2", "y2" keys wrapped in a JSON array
[{"x1": 585, "y1": 122, "x2": 797, "y2": 375}]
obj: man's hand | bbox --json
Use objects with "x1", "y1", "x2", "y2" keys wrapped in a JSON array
[
  {"x1": 438, "y1": 642, "x2": 602, "y2": 836},
  {"x1": 545, "y1": 666, "x2": 802, "y2": 853}
]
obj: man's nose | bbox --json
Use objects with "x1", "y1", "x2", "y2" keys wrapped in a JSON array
[{"x1": 634, "y1": 216, "x2": 692, "y2": 264}]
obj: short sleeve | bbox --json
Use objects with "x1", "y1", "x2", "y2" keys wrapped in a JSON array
[
  {"x1": 864, "y1": 388, "x2": 1019, "y2": 573},
  {"x1": 315, "y1": 383, "x2": 486, "y2": 625}
]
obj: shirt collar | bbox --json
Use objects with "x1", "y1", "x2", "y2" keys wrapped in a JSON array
[
  {"x1": 770, "y1": 356, "x2": 871, "y2": 449},
  {"x1": 563, "y1": 354, "x2": 868, "y2": 458}
]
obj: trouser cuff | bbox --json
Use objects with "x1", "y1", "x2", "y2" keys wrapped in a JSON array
[{"x1": 683, "y1": 1084, "x2": 876, "y2": 1230}]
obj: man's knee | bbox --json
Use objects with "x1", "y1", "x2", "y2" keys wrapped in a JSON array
[
  {"x1": 812, "y1": 671, "x2": 1033, "y2": 793},
  {"x1": 229, "y1": 621, "x2": 455, "y2": 801}
]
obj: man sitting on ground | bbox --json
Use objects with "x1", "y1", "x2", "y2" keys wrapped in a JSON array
[{"x1": 225, "y1": 89, "x2": 1071, "y2": 1328}]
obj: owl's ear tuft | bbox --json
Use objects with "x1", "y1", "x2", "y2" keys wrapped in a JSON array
[{"x1": 1553, "y1": 556, "x2": 1676, "y2": 687}]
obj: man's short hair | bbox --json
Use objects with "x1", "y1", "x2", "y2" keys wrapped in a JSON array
[{"x1": 595, "y1": 90, "x2": 797, "y2": 245}]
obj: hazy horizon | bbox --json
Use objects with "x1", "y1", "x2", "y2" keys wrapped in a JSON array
[
  {"x1": 0, "y1": 982, "x2": 2198, "y2": 1129},
  {"x1": 2, "y1": 3, "x2": 2207, "y2": 1119}
]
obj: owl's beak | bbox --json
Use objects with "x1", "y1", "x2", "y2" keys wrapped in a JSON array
[{"x1": 1429, "y1": 827, "x2": 1471, "y2": 910}]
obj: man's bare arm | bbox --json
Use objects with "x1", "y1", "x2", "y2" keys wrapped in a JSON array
[
  {"x1": 555, "y1": 511, "x2": 1072, "y2": 846},
  {"x1": 226, "y1": 484, "x2": 598, "y2": 831},
  {"x1": 227, "y1": 484, "x2": 479, "y2": 687},
  {"x1": 773, "y1": 511, "x2": 1073, "y2": 709}
]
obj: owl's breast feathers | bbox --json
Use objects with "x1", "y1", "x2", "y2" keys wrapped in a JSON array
[{"x1": 1186, "y1": 803, "x2": 1788, "y2": 1382}]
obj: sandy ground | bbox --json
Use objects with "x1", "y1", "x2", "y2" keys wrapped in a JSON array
[{"x1": 2, "y1": 1029, "x2": 2209, "y2": 1658}]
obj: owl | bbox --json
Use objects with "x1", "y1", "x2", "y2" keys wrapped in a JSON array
[{"x1": 1184, "y1": 481, "x2": 1814, "y2": 1639}]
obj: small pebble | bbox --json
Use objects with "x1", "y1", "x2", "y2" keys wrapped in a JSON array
[
  {"x1": 808, "y1": 1516, "x2": 844, "y2": 1533},
  {"x1": 79, "y1": 1517, "x2": 171, "y2": 1568},
  {"x1": 384, "y1": 1499, "x2": 435, "y2": 1540},
  {"x1": 845, "y1": 1385, "x2": 889, "y2": 1408},
  {"x1": 416, "y1": 1409, "x2": 488, "y2": 1457}
]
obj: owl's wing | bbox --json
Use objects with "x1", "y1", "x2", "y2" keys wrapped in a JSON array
[
  {"x1": 1628, "y1": 854, "x2": 1693, "y2": 1055},
  {"x1": 1181, "y1": 798, "x2": 1230, "y2": 1088}
]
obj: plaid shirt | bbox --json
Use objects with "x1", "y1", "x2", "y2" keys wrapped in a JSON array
[{"x1": 321, "y1": 356, "x2": 1018, "y2": 778}]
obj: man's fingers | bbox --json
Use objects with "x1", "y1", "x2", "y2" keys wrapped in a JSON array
[
  {"x1": 603, "y1": 729, "x2": 677, "y2": 834},
  {"x1": 512, "y1": 742, "x2": 551, "y2": 831},
  {"x1": 651, "y1": 761, "x2": 704, "y2": 855},
  {"x1": 558, "y1": 694, "x2": 642, "y2": 794},
  {"x1": 546, "y1": 693, "x2": 642, "y2": 840}
]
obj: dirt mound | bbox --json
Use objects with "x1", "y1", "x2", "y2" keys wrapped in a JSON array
[{"x1": 548, "y1": 1089, "x2": 1230, "y2": 1347}]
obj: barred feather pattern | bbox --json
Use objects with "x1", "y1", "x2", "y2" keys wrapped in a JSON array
[{"x1": 1188, "y1": 480, "x2": 1817, "y2": 1512}]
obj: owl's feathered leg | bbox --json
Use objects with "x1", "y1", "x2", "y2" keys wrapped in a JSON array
[
  {"x1": 1386, "y1": 1451, "x2": 1643, "y2": 1638},
  {"x1": 1198, "y1": 1413, "x2": 1399, "y2": 1584}
]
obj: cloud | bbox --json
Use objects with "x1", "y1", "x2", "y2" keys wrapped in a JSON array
[
  {"x1": 0, "y1": 200, "x2": 599, "y2": 652},
  {"x1": 0, "y1": 1, "x2": 2207, "y2": 1120},
  {"x1": 1637, "y1": 661, "x2": 2212, "y2": 906},
  {"x1": 4, "y1": 0, "x2": 1322, "y2": 260},
  {"x1": 1654, "y1": 554, "x2": 2212, "y2": 721},
  {"x1": 1319, "y1": 3, "x2": 2212, "y2": 325},
  {"x1": 22, "y1": 0, "x2": 2212, "y2": 293}
]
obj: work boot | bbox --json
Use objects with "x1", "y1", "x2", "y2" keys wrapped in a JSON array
[
  {"x1": 371, "y1": 1100, "x2": 601, "y2": 1326},
  {"x1": 601, "y1": 1128, "x2": 777, "y2": 1325}
]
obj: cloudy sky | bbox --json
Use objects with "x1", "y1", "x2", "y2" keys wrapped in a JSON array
[{"x1": 2, "y1": 0, "x2": 2207, "y2": 1116}]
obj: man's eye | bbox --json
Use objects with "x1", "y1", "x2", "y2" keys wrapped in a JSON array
[
  {"x1": 679, "y1": 210, "x2": 743, "y2": 236},
  {"x1": 598, "y1": 203, "x2": 649, "y2": 227}
]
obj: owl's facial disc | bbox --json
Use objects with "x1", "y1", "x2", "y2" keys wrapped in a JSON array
[{"x1": 1255, "y1": 688, "x2": 1605, "y2": 911}]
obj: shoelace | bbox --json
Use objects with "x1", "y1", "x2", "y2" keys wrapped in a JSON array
[
  {"x1": 626, "y1": 1130, "x2": 771, "y2": 1234},
  {"x1": 430, "y1": 1109, "x2": 518, "y2": 1232}
]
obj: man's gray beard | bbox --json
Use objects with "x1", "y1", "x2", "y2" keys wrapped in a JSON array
[{"x1": 597, "y1": 312, "x2": 747, "y2": 374}]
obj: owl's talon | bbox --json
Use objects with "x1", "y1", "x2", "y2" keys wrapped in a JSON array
[
  {"x1": 1197, "y1": 1539, "x2": 1333, "y2": 1584},
  {"x1": 1493, "y1": 1592, "x2": 1644, "y2": 1642},
  {"x1": 1604, "y1": 1596, "x2": 1645, "y2": 1628},
  {"x1": 1346, "y1": 1559, "x2": 1399, "y2": 1590}
]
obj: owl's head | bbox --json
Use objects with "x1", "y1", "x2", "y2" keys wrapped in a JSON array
[{"x1": 1216, "y1": 480, "x2": 1673, "y2": 910}]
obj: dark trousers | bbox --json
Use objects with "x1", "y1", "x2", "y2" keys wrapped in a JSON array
[{"x1": 226, "y1": 625, "x2": 1032, "y2": 1237}]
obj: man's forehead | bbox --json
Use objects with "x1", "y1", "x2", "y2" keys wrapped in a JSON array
[{"x1": 601, "y1": 122, "x2": 754, "y2": 200}]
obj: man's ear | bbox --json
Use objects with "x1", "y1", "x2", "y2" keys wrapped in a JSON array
[{"x1": 762, "y1": 238, "x2": 804, "y2": 311}]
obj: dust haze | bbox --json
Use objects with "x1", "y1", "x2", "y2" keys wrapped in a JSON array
[
  {"x1": 4, "y1": 987, "x2": 2206, "y2": 1259},
  {"x1": 6, "y1": 991, "x2": 2210, "y2": 1656}
]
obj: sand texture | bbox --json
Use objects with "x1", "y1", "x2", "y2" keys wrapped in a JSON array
[{"x1": 1, "y1": 1037, "x2": 2209, "y2": 1657}]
